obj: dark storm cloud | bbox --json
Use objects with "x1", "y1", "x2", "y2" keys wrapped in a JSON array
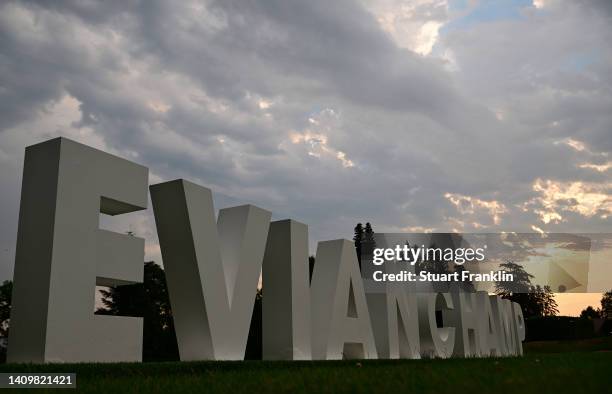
[{"x1": 0, "y1": 0, "x2": 610, "y2": 280}]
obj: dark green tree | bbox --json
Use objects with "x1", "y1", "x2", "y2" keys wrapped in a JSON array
[
  {"x1": 309, "y1": 255, "x2": 316, "y2": 283},
  {"x1": 361, "y1": 223, "x2": 376, "y2": 270},
  {"x1": 363, "y1": 223, "x2": 375, "y2": 248},
  {"x1": 601, "y1": 290, "x2": 612, "y2": 319},
  {"x1": 532, "y1": 285, "x2": 559, "y2": 317},
  {"x1": 495, "y1": 261, "x2": 533, "y2": 295},
  {"x1": 353, "y1": 223, "x2": 364, "y2": 266},
  {"x1": 0, "y1": 280, "x2": 11, "y2": 362},
  {"x1": 580, "y1": 306, "x2": 601, "y2": 319},
  {"x1": 495, "y1": 261, "x2": 558, "y2": 318},
  {"x1": 0, "y1": 280, "x2": 11, "y2": 338},
  {"x1": 245, "y1": 288, "x2": 262, "y2": 360}
]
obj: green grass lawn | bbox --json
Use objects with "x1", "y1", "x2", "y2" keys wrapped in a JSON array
[
  {"x1": 523, "y1": 336, "x2": 612, "y2": 353},
  {"x1": 2, "y1": 338, "x2": 611, "y2": 393}
]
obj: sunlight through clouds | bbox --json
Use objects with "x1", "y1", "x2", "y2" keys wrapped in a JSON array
[
  {"x1": 289, "y1": 109, "x2": 355, "y2": 168},
  {"x1": 444, "y1": 193, "x2": 508, "y2": 226},
  {"x1": 359, "y1": 0, "x2": 449, "y2": 55},
  {"x1": 530, "y1": 179, "x2": 612, "y2": 223}
]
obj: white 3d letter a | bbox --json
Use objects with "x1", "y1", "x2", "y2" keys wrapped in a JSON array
[{"x1": 311, "y1": 240, "x2": 377, "y2": 360}]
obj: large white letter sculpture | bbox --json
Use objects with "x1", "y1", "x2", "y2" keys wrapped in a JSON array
[
  {"x1": 262, "y1": 220, "x2": 312, "y2": 360},
  {"x1": 8, "y1": 138, "x2": 148, "y2": 363},
  {"x1": 7, "y1": 138, "x2": 528, "y2": 363},
  {"x1": 512, "y1": 301, "x2": 526, "y2": 355},
  {"x1": 417, "y1": 293, "x2": 455, "y2": 358},
  {"x1": 489, "y1": 297, "x2": 525, "y2": 356},
  {"x1": 366, "y1": 261, "x2": 420, "y2": 359},
  {"x1": 477, "y1": 292, "x2": 501, "y2": 357},
  {"x1": 446, "y1": 290, "x2": 487, "y2": 357},
  {"x1": 150, "y1": 180, "x2": 271, "y2": 360},
  {"x1": 311, "y1": 240, "x2": 377, "y2": 360}
]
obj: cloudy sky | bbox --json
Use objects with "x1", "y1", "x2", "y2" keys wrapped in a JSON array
[{"x1": 0, "y1": 0, "x2": 610, "y2": 312}]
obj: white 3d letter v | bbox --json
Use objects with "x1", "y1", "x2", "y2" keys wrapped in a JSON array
[{"x1": 150, "y1": 180, "x2": 271, "y2": 360}]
